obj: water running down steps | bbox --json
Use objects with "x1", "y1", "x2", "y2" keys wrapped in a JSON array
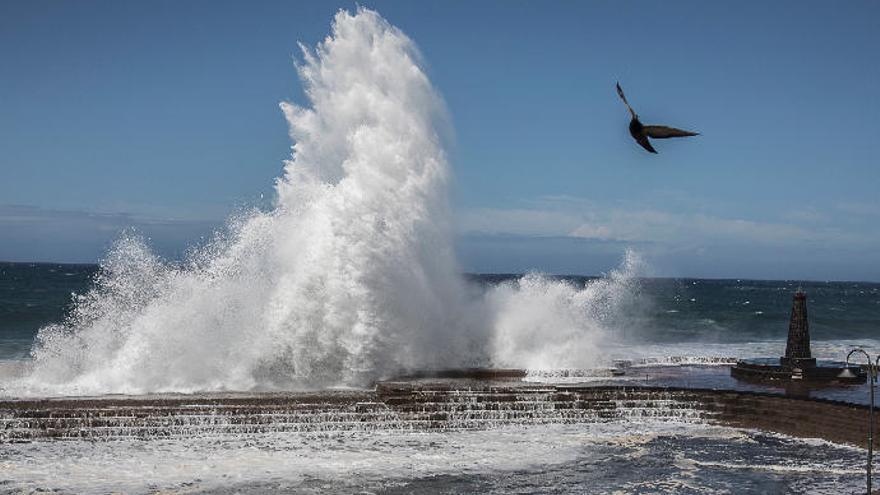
[{"x1": 3, "y1": 379, "x2": 875, "y2": 447}]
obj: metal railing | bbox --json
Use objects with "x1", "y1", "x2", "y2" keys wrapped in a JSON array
[{"x1": 845, "y1": 348, "x2": 876, "y2": 494}]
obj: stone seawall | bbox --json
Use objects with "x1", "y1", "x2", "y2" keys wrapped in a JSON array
[
  {"x1": 695, "y1": 388, "x2": 877, "y2": 448},
  {"x1": 1, "y1": 384, "x2": 876, "y2": 449}
]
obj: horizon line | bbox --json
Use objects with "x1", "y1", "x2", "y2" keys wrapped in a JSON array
[{"x1": 2, "y1": 260, "x2": 877, "y2": 285}]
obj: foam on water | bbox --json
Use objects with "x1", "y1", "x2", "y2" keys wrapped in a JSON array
[
  {"x1": 611, "y1": 339, "x2": 880, "y2": 367},
  {"x1": 0, "y1": 424, "x2": 863, "y2": 494},
  {"x1": 0, "y1": 425, "x2": 697, "y2": 493},
  {"x1": 3, "y1": 8, "x2": 640, "y2": 398}
]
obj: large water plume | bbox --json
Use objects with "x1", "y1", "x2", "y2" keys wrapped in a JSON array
[{"x1": 7, "y1": 8, "x2": 640, "y2": 397}]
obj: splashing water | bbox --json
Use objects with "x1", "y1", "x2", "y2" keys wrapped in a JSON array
[
  {"x1": 488, "y1": 251, "x2": 643, "y2": 370},
  {"x1": 7, "y1": 8, "x2": 641, "y2": 398}
]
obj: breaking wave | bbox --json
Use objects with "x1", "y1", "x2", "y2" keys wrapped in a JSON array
[{"x1": 6, "y1": 8, "x2": 640, "y2": 397}]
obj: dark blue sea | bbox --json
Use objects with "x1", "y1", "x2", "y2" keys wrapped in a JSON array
[{"x1": 3, "y1": 262, "x2": 878, "y2": 362}]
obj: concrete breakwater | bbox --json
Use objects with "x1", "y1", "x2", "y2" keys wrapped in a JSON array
[{"x1": 1, "y1": 381, "x2": 877, "y2": 448}]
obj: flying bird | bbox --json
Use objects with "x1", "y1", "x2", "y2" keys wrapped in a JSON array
[{"x1": 616, "y1": 82, "x2": 698, "y2": 154}]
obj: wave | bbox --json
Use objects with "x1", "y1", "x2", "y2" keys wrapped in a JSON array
[{"x1": 4, "y1": 8, "x2": 641, "y2": 398}]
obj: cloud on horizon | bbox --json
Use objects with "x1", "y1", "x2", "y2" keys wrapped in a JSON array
[
  {"x1": 455, "y1": 196, "x2": 880, "y2": 281},
  {"x1": 0, "y1": 205, "x2": 221, "y2": 263},
  {"x1": 3, "y1": 199, "x2": 879, "y2": 281}
]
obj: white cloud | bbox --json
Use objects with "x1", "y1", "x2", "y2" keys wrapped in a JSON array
[
  {"x1": 835, "y1": 201, "x2": 880, "y2": 217},
  {"x1": 456, "y1": 207, "x2": 584, "y2": 237},
  {"x1": 457, "y1": 197, "x2": 876, "y2": 248},
  {"x1": 568, "y1": 210, "x2": 819, "y2": 245}
]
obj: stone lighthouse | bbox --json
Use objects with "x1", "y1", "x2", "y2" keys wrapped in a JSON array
[{"x1": 780, "y1": 290, "x2": 817, "y2": 369}]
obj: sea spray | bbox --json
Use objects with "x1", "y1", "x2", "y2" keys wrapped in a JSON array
[
  {"x1": 9, "y1": 8, "x2": 640, "y2": 398},
  {"x1": 487, "y1": 250, "x2": 644, "y2": 369}
]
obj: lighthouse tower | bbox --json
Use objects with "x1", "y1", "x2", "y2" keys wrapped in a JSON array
[{"x1": 780, "y1": 290, "x2": 817, "y2": 369}]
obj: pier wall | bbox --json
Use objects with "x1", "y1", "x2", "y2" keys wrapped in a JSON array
[{"x1": 1, "y1": 384, "x2": 877, "y2": 449}]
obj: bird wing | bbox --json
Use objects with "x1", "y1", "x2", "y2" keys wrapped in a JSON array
[
  {"x1": 643, "y1": 125, "x2": 699, "y2": 139},
  {"x1": 633, "y1": 133, "x2": 657, "y2": 153},
  {"x1": 616, "y1": 82, "x2": 637, "y2": 118}
]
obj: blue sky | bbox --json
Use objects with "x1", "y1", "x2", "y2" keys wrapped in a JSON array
[{"x1": 1, "y1": 1, "x2": 879, "y2": 281}]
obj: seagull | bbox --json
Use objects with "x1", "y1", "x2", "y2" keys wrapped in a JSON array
[{"x1": 616, "y1": 82, "x2": 698, "y2": 154}]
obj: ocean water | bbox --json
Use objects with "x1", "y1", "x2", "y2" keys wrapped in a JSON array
[
  {"x1": 471, "y1": 273, "x2": 880, "y2": 343},
  {"x1": 0, "y1": 423, "x2": 865, "y2": 494},
  {"x1": 3, "y1": 261, "x2": 878, "y2": 367},
  {"x1": 0, "y1": 262, "x2": 97, "y2": 359}
]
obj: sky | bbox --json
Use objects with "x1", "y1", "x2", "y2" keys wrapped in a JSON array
[{"x1": 1, "y1": 1, "x2": 879, "y2": 281}]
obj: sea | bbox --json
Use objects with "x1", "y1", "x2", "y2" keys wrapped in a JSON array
[
  {"x1": 3, "y1": 261, "x2": 878, "y2": 366},
  {"x1": 1, "y1": 263, "x2": 879, "y2": 494}
]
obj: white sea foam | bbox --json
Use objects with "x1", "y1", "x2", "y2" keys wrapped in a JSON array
[
  {"x1": 614, "y1": 339, "x2": 880, "y2": 366},
  {"x1": 4, "y1": 8, "x2": 641, "y2": 398},
  {"x1": 0, "y1": 424, "x2": 861, "y2": 494}
]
